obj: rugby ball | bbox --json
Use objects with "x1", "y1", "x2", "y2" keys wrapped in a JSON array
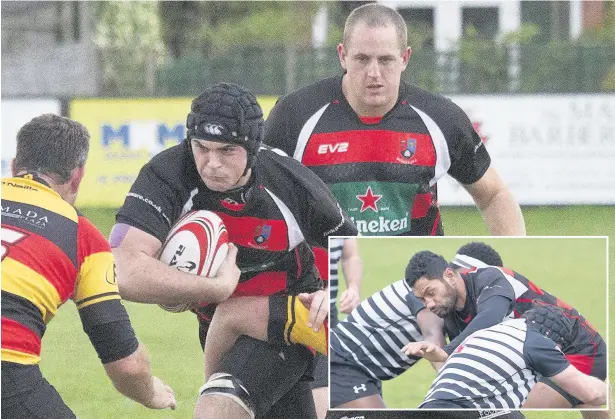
[{"x1": 158, "y1": 210, "x2": 229, "y2": 313}]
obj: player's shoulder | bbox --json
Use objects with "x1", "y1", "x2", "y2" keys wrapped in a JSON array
[
  {"x1": 274, "y1": 75, "x2": 341, "y2": 115},
  {"x1": 76, "y1": 214, "x2": 112, "y2": 258},
  {"x1": 257, "y1": 147, "x2": 331, "y2": 196},
  {"x1": 402, "y1": 81, "x2": 469, "y2": 127},
  {"x1": 258, "y1": 146, "x2": 321, "y2": 179},
  {"x1": 139, "y1": 141, "x2": 197, "y2": 188}
]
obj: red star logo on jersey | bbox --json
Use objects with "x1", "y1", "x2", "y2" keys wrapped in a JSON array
[{"x1": 356, "y1": 186, "x2": 382, "y2": 212}]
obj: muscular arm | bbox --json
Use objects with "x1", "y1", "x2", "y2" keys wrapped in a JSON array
[
  {"x1": 548, "y1": 365, "x2": 607, "y2": 406},
  {"x1": 464, "y1": 167, "x2": 526, "y2": 236},
  {"x1": 416, "y1": 309, "x2": 447, "y2": 371},
  {"x1": 111, "y1": 224, "x2": 238, "y2": 305}
]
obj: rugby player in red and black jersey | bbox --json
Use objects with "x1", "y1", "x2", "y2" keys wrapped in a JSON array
[
  {"x1": 264, "y1": 4, "x2": 525, "y2": 238},
  {"x1": 110, "y1": 83, "x2": 358, "y2": 419},
  {"x1": 1, "y1": 115, "x2": 176, "y2": 419},
  {"x1": 405, "y1": 248, "x2": 609, "y2": 416}
]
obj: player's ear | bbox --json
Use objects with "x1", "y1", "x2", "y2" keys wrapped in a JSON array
[
  {"x1": 69, "y1": 166, "x2": 86, "y2": 194},
  {"x1": 337, "y1": 43, "x2": 347, "y2": 70}
]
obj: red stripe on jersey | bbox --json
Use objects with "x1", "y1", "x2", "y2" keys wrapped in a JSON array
[
  {"x1": 231, "y1": 272, "x2": 287, "y2": 297},
  {"x1": 500, "y1": 267, "x2": 516, "y2": 277},
  {"x1": 302, "y1": 131, "x2": 435, "y2": 167},
  {"x1": 359, "y1": 116, "x2": 383, "y2": 125},
  {"x1": 7, "y1": 232, "x2": 77, "y2": 302},
  {"x1": 411, "y1": 193, "x2": 432, "y2": 219},
  {"x1": 565, "y1": 353, "x2": 596, "y2": 376},
  {"x1": 1, "y1": 317, "x2": 42, "y2": 356},
  {"x1": 556, "y1": 297, "x2": 573, "y2": 310},
  {"x1": 312, "y1": 247, "x2": 328, "y2": 281},
  {"x1": 215, "y1": 213, "x2": 289, "y2": 251},
  {"x1": 430, "y1": 210, "x2": 441, "y2": 236},
  {"x1": 77, "y1": 216, "x2": 112, "y2": 266},
  {"x1": 526, "y1": 280, "x2": 545, "y2": 295}
]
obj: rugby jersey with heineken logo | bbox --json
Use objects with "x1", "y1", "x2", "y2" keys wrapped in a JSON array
[{"x1": 264, "y1": 75, "x2": 491, "y2": 236}]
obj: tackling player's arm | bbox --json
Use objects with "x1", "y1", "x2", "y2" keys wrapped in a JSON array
[
  {"x1": 416, "y1": 309, "x2": 447, "y2": 371},
  {"x1": 525, "y1": 329, "x2": 607, "y2": 407},
  {"x1": 202, "y1": 294, "x2": 328, "y2": 380},
  {"x1": 75, "y1": 218, "x2": 175, "y2": 410},
  {"x1": 402, "y1": 292, "x2": 448, "y2": 369}
]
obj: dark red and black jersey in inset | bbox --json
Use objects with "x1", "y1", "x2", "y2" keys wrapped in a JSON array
[
  {"x1": 264, "y1": 75, "x2": 491, "y2": 236},
  {"x1": 445, "y1": 266, "x2": 604, "y2": 378},
  {"x1": 116, "y1": 140, "x2": 358, "y2": 307}
]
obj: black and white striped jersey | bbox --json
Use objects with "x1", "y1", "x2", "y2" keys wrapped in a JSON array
[
  {"x1": 330, "y1": 279, "x2": 426, "y2": 380},
  {"x1": 329, "y1": 238, "x2": 345, "y2": 308},
  {"x1": 421, "y1": 318, "x2": 570, "y2": 409}
]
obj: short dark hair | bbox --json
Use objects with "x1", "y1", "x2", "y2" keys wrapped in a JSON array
[
  {"x1": 14, "y1": 114, "x2": 90, "y2": 183},
  {"x1": 405, "y1": 250, "x2": 451, "y2": 287},
  {"x1": 343, "y1": 3, "x2": 407, "y2": 51},
  {"x1": 452, "y1": 242, "x2": 504, "y2": 268}
]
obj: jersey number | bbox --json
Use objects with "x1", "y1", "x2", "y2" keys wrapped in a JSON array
[{"x1": 1, "y1": 226, "x2": 28, "y2": 260}]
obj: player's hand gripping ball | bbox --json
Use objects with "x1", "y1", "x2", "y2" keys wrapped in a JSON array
[{"x1": 158, "y1": 210, "x2": 229, "y2": 312}]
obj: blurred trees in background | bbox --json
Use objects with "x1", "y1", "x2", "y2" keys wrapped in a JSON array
[{"x1": 92, "y1": 1, "x2": 615, "y2": 97}]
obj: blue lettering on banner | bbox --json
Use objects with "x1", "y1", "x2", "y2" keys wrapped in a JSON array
[
  {"x1": 101, "y1": 123, "x2": 184, "y2": 148},
  {"x1": 102, "y1": 125, "x2": 130, "y2": 147},
  {"x1": 158, "y1": 124, "x2": 184, "y2": 145}
]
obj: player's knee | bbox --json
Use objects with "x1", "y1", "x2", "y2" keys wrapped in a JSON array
[{"x1": 198, "y1": 372, "x2": 256, "y2": 419}]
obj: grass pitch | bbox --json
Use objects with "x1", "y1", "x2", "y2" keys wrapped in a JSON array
[{"x1": 39, "y1": 206, "x2": 614, "y2": 418}]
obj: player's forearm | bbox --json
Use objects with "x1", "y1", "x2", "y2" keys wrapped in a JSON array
[
  {"x1": 342, "y1": 256, "x2": 363, "y2": 290},
  {"x1": 477, "y1": 187, "x2": 526, "y2": 236},
  {"x1": 104, "y1": 343, "x2": 156, "y2": 406},
  {"x1": 113, "y1": 247, "x2": 229, "y2": 305},
  {"x1": 551, "y1": 366, "x2": 607, "y2": 406}
]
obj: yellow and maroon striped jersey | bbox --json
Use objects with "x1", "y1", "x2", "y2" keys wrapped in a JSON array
[{"x1": 1, "y1": 174, "x2": 123, "y2": 365}]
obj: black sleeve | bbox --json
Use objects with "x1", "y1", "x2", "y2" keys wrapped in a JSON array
[
  {"x1": 444, "y1": 100, "x2": 491, "y2": 185},
  {"x1": 79, "y1": 299, "x2": 139, "y2": 364},
  {"x1": 263, "y1": 97, "x2": 295, "y2": 156},
  {"x1": 524, "y1": 328, "x2": 571, "y2": 377},
  {"x1": 406, "y1": 291, "x2": 425, "y2": 317},
  {"x1": 443, "y1": 294, "x2": 513, "y2": 355},
  {"x1": 115, "y1": 163, "x2": 180, "y2": 243},
  {"x1": 474, "y1": 268, "x2": 517, "y2": 306}
]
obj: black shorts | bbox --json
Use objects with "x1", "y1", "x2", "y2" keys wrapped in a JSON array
[
  {"x1": 216, "y1": 335, "x2": 317, "y2": 419},
  {"x1": 540, "y1": 324, "x2": 607, "y2": 406},
  {"x1": 329, "y1": 350, "x2": 382, "y2": 408},
  {"x1": 310, "y1": 354, "x2": 328, "y2": 390},
  {"x1": 1, "y1": 362, "x2": 76, "y2": 419},
  {"x1": 326, "y1": 410, "x2": 525, "y2": 419}
]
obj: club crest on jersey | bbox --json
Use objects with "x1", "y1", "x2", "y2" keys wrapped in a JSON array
[
  {"x1": 254, "y1": 224, "x2": 272, "y2": 245},
  {"x1": 356, "y1": 186, "x2": 382, "y2": 213},
  {"x1": 400, "y1": 139, "x2": 416, "y2": 159}
]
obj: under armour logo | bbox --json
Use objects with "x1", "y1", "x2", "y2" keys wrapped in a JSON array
[
  {"x1": 353, "y1": 384, "x2": 367, "y2": 393},
  {"x1": 202, "y1": 123, "x2": 224, "y2": 136}
]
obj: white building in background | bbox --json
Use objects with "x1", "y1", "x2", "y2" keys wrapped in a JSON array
[{"x1": 382, "y1": 0, "x2": 606, "y2": 51}]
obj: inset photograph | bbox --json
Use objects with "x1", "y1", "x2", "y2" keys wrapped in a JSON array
[{"x1": 328, "y1": 237, "x2": 609, "y2": 414}]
